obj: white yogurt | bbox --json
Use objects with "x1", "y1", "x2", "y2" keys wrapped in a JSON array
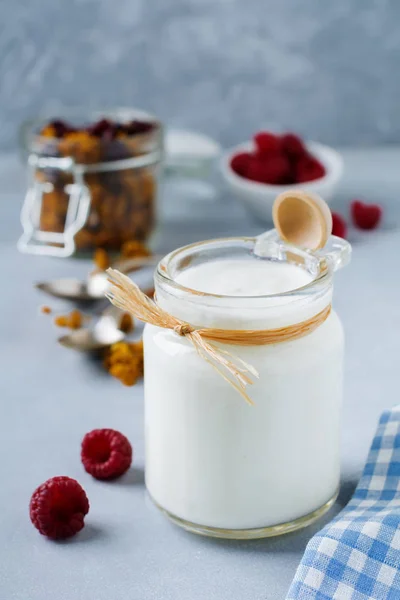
[
  {"x1": 176, "y1": 259, "x2": 312, "y2": 295},
  {"x1": 144, "y1": 255, "x2": 344, "y2": 534}
]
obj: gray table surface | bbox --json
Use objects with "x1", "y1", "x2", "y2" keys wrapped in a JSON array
[{"x1": 1, "y1": 147, "x2": 400, "y2": 600}]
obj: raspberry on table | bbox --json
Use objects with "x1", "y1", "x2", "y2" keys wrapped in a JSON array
[
  {"x1": 29, "y1": 476, "x2": 89, "y2": 540},
  {"x1": 351, "y1": 200, "x2": 382, "y2": 230},
  {"x1": 81, "y1": 429, "x2": 133, "y2": 480},
  {"x1": 331, "y1": 212, "x2": 347, "y2": 239}
]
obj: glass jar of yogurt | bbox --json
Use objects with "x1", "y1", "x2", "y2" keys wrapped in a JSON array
[{"x1": 143, "y1": 231, "x2": 351, "y2": 539}]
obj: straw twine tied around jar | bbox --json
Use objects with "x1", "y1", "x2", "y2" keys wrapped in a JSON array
[{"x1": 106, "y1": 192, "x2": 333, "y2": 405}]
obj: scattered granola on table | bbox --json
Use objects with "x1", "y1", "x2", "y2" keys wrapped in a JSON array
[
  {"x1": 103, "y1": 341, "x2": 144, "y2": 386},
  {"x1": 40, "y1": 305, "x2": 52, "y2": 314},
  {"x1": 54, "y1": 309, "x2": 86, "y2": 330}
]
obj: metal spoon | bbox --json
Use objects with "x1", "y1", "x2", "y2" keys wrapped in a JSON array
[
  {"x1": 35, "y1": 255, "x2": 160, "y2": 302},
  {"x1": 58, "y1": 305, "x2": 126, "y2": 352}
]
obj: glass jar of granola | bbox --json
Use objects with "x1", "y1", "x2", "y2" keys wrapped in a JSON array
[{"x1": 19, "y1": 109, "x2": 163, "y2": 257}]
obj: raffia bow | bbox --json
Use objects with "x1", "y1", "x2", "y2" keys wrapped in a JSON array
[{"x1": 106, "y1": 268, "x2": 331, "y2": 405}]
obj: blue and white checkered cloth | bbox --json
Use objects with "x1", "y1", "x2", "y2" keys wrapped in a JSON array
[{"x1": 287, "y1": 407, "x2": 400, "y2": 600}]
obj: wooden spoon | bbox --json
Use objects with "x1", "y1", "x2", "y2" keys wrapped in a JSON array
[{"x1": 272, "y1": 190, "x2": 332, "y2": 250}]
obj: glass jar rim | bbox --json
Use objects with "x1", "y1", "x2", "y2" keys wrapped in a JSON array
[
  {"x1": 19, "y1": 106, "x2": 163, "y2": 152},
  {"x1": 155, "y1": 235, "x2": 335, "y2": 305}
]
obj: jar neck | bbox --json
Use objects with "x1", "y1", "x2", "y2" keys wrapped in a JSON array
[
  {"x1": 155, "y1": 237, "x2": 334, "y2": 331},
  {"x1": 156, "y1": 282, "x2": 333, "y2": 330}
]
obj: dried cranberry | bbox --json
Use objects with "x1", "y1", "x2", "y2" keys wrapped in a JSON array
[
  {"x1": 124, "y1": 120, "x2": 154, "y2": 136},
  {"x1": 48, "y1": 119, "x2": 73, "y2": 138},
  {"x1": 88, "y1": 118, "x2": 116, "y2": 139}
]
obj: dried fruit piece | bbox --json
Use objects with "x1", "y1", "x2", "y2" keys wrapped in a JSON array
[
  {"x1": 87, "y1": 118, "x2": 117, "y2": 140},
  {"x1": 121, "y1": 240, "x2": 151, "y2": 259},
  {"x1": 54, "y1": 310, "x2": 84, "y2": 330},
  {"x1": 54, "y1": 315, "x2": 68, "y2": 327},
  {"x1": 44, "y1": 119, "x2": 75, "y2": 138},
  {"x1": 30, "y1": 476, "x2": 89, "y2": 539},
  {"x1": 124, "y1": 120, "x2": 154, "y2": 136},
  {"x1": 119, "y1": 313, "x2": 134, "y2": 334},
  {"x1": 93, "y1": 248, "x2": 110, "y2": 270},
  {"x1": 103, "y1": 340, "x2": 144, "y2": 386},
  {"x1": 41, "y1": 305, "x2": 52, "y2": 315},
  {"x1": 331, "y1": 213, "x2": 347, "y2": 238},
  {"x1": 351, "y1": 200, "x2": 382, "y2": 230},
  {"x1": 81, "y1": 429, "x2": 133, "y2": 480}
]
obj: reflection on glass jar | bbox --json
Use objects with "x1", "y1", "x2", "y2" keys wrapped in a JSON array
[{"x1": 18, "y1": 109, "x2": 163, "y2": 257}]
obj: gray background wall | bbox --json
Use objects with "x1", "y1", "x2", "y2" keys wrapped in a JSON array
[{"x1": 2, "y1": 0, "x2": 399, "y2": 151}]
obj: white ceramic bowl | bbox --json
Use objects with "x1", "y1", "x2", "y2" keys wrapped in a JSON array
[{"x1": 220, "y1": 141, "x2": 343, "y2": 223}]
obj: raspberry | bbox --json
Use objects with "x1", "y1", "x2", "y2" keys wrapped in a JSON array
[
  {"x1": 331, "y1": 213, "x2": 347, "y2": 238},
  {"x1": 29, "y1": 476, "x2": 89, "y2": 540},
  {"x1": 351, "y1": 200, "x2": 382, "y2": 230},
  {"x1": 247, "y1": 153, "x2": 291, "y2": 184},
  {"x1": 246, "y1": 157, "x2": 267, "y2": 183},
  {"x1": 230, "y1": 152, "x2": 251, "y2": 177},
  {"x1": 253, "y1": 132, "x2": 281, "y2": 155},
  {"x1": 281, "y1": 133, "x2": 307, "y2": 158},
  {"x1": 81, "y1": 429, "x2": 132, "y2": 480},
  {"x1": 295, "y1": 154, "x2": 326, "y2": 183}
]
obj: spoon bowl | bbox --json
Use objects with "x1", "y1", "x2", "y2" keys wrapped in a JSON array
[
  {"x1": 36, "y1": 255, "x2": 160, "y2": 302},
  {"x1": 58, "y1": 306, "x2": 125, "y2": 352},
  {"x1": 36, "y1": 279, "x2": 96, "y2": 302}
]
